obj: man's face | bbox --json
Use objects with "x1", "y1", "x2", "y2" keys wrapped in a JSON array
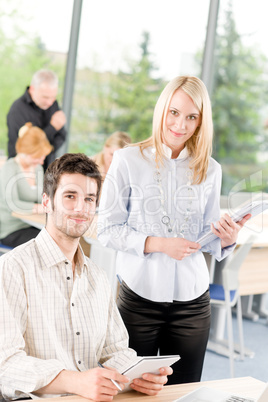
[
  {"x1": 29, "y1": 83, "x2": 58, "y2": 110},
  {"x1": 43, "y1": 173, "x2": 97, "y2": 239}
]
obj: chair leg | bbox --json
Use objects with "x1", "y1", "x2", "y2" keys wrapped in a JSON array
[
  {"x1": 225, "y1": 291, "x2": 235, "y2": 377},
  {"x1": 236, "y1": 295, "x2": 245, "y2": 360}
]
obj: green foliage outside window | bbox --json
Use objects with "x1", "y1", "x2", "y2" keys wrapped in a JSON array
[
  {"x1": 211, "y1": 3, "x2": 268, "y2": 194},
  {"x1": 0, "y1": 2, "x2": 65, "y2": 153},
  {"x1": 69, "y1": 32, "x2": 166, "y2": 157}
]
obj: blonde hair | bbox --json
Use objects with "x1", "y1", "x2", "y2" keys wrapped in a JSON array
[
  {"x1": 138, "y1": 76, "x2": 213, "y2": 184},
  {"x1": 16, "y1": 122, "x2": 53, "y2": 157},
  {"x1": 94, "y1": 131, "x2": 131, "y2": 168}
]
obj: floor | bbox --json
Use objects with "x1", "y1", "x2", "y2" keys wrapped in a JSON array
[{"x1": 202, "y1": 296, "x2": 268, "y2": 382}]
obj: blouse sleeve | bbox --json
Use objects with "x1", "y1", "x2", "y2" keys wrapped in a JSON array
[
  {"x1": 200, "y1": 164, "x2": 235, "y2": 261},
  {"x1": 97, "y1": 151, "x2": 148, "y2": 258}
]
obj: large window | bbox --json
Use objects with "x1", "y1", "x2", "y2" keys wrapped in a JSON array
[
  {"x1": 211, "y1": 0, "x2": 268, "y2": 195},
  {"x1": 0, "y1": 0, "x2": 73, "y2": 152},
  {"x1": 70, "y1": 0, "x2": 210, "y2": 155},
  {"x1": 1, "y1": 0, "x2": 268, "y2": 197},
  {"x1": 0, "y1": 0, "x2": 211, "y2": 156}
]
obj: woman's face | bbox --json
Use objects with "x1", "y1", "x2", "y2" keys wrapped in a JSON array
[
  {"x1": 103, "y1": 145, "x2": 120, "y2": 171},
  {"x1": 162, "y1": 88, "x2": 201, "y2": 158}
]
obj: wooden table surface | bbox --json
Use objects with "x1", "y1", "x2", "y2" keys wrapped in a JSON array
[
  {"x1": 12, "y1": 211, "x2": 46, "y2": 228},
  {"x1": 31, "y1": 377, "x2": 265, "y2": 402},
  {"x1": 236, "y1": 212, "x2": 268, "y2": 296}
]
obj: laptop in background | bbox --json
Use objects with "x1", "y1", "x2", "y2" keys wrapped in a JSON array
[{"x1": 173, "y1": 382, "x2": 268, "y2": 402}]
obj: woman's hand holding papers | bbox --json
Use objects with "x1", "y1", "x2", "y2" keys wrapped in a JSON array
[{"x1": 211, "y1": 213, "x2": 251, "y2": 249}]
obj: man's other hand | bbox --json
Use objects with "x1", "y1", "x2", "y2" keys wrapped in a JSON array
[{"x1": 50, "y1": 110, "x2": 66, "y2": 131}]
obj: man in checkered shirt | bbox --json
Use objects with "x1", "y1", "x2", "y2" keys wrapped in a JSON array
[{"x1": 0, "y1": 153, "x2": 172, "y2": 401}]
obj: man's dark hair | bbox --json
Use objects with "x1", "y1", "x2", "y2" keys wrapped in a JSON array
[{"x1": 43, "y1": 153, "x2": 102, "y2": 207}]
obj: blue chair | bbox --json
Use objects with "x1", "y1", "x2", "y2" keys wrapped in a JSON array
[
  {"x1": 0, "y1": 242, "x2": 13, "y2": 256},
  {"x1": 209, "y1": 235, "x2": 256, "y2": 378}
]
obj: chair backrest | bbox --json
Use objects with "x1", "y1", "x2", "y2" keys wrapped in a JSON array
[
  {"x1": 0, "y1": 155, "x2": 7, "y2": 169},
  {"x1": 222, "y1": 235, "x2": 256, "y2": 291},
  {"x1": 0, "y1": 243, "x2": 13, "y2": 255}
]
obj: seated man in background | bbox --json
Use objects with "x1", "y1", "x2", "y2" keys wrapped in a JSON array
[
  {"x1": 7, "y1": 69, "x2": 67, "y2": 170},
  {"x1": 0, "y1": 153, "x2": 171, "y2": 401}
]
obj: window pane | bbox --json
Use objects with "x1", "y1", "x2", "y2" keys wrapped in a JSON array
[
  {"x1": 71, "y1": 0, "x2": 210, "y2": 155},
  {"x1": 212, "y1": 0, "x2": 268, "y2": 196}
]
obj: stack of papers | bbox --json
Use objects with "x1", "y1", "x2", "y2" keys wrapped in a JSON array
[{"x1": 197, "y1": 200, "x2": 268, "y2": 247}]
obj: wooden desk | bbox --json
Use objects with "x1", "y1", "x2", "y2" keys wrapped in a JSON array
[
  {"x1": 210, "y1": 212, "x2": 268, "y2": 298},
  {"x1": 237, "y1": 213, "x2": 268, "y2": 297},
  {"x1": 12, "y1": 211, "x2": 46, "y2": 229},
  {"x1": 29, "y1": 377, "x2": 265, "y2": 402},
  {"x1": 239, "y1": 247, "x2": 268, "y2": 296}
]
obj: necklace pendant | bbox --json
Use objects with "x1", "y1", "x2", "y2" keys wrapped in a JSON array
[
  {"x1": 161, "y1": 216, "x2": 170, "y2": 225},
  {"x1": 155, "y1": 164, "x2": 193, "y2": 240},
  {"x1": 153, "y1": 171, "x2": 161, "y2": 182}
]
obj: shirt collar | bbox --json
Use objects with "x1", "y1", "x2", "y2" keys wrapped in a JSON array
[
  {"x1": 25, "y1": 86, "x2": 34, "y2": 105},
  {"x1": 150, "y1": 144, "x2": 189, "y2": 160},
  {"x1": 35, "y1": 228, "x2": 87, "y2": 271}
]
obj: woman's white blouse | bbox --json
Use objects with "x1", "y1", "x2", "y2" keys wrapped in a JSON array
[{"x1": 98, "y1": 145, "x2": 234, "y2": 303}]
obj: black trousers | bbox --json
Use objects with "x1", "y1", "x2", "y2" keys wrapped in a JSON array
[
  {"x1": 1, "y1": 227, "x2": 40, "y2": 248},
  {"x1": 117, "y1": 282, "x2": 211, "y2": 385}
]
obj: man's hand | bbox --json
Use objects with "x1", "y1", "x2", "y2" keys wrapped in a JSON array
[
  {"x1": 50, "y1": 110, "x2": 66, "y2": 131},
  {"x1": 130, "y1": 366, "x2": 173, "y2": 395},
  {"x1": 71, "y1": 367, "x2": 130, "y2": 401},
  {"x1": 36, "y1": 367, "x2": 130, "y2": 402}
]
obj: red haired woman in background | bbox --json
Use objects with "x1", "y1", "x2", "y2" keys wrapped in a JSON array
[{"x1": 0, "y1": 122, "x2": 52, "y2": 247}]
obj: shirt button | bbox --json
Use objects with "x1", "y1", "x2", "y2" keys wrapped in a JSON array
[
  {"x1": 67, "y1": 277, "x2": 71, "y2": 280},
  {"x1": 65, "y1": 261, "x2": 68, "y2": 265},
  {"x1": 76, "y1": 332, "x2": 80, "y2": 335},
  {"x1": 78, "y1": 360, "x2": 81, "y2": 364},
  {"x1": 72, "y1": 303, "x2": 75, "y2": 306}
]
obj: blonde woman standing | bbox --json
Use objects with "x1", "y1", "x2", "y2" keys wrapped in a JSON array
[
  {"x1": 98, "y1": 76, "x2": 250, "y2": 384},
  {"x1": 0, "y1": 123, "x2": 52, "y2": 247}
]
